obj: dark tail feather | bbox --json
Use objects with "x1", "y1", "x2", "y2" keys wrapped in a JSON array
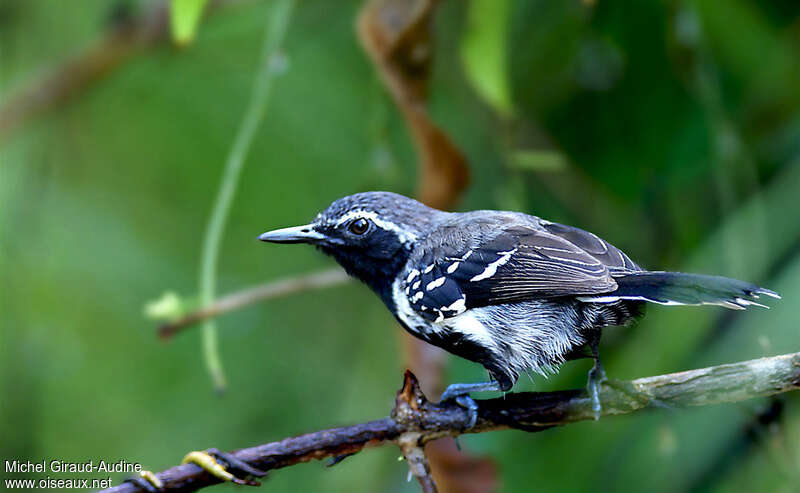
[{"x1": 579, "y1": 272, "x2": 780, "y2": 310}]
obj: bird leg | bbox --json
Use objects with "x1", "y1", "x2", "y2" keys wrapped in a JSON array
[
  {"x1": 586, "y1": 330, "x2": 606, "y2": 420},
  {"x1": 440, "y1": 381, "x2": 502, "y2": 428}
]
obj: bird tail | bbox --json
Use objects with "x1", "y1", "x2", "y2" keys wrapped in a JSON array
[{"x1": 579, "y1": 271, "x2": 780, "y2": 310}]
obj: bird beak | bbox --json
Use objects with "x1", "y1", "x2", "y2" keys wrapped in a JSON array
[{"x1": 258, "y1": 224, "x2": 326, "y2": 244}]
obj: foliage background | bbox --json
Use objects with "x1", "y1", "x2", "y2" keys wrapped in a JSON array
[{"x1": 2, "y1": 0, "x2": 800, "y2": 491}]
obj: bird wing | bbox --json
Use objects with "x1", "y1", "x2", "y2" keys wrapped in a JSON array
[
  {"x1": 403, "y1": 225, "x2": 620, "y2": 322},
  {"x1": 538, "y1": 221, "x2": 642, "y2": 274}
]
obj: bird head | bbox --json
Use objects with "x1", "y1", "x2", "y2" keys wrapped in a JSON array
[{"x1": 259, "y1": 192, "x2": 444, "y2": 298}]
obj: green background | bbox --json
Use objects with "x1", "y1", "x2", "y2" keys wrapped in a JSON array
[{"x1": 2, "y1": 0, "x2": 799, "y2": 491}]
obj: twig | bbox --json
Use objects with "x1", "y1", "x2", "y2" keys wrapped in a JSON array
[
  {"x1": 0, "y1": 0, "x2": 247, "y2": 141},
  {"x1": 197, "y1": 0, "x2": 295, "y2": 392},
  {"x1": 101, "y1": 352, "x2": 800, "y2": 493},
  {"x1": 158, "y1": 268, "x2": 349, "y2": 339}
]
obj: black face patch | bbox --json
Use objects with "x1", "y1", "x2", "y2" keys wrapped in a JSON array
[{"x1": 316, "y1": 224, "x2": 412, "y2": 307}]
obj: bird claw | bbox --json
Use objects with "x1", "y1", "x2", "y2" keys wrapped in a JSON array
[
  {"x1": 439, "y1": 381, "x2": 501, "y2": 428},
  {"x1": 182, "y1": 449, "x2": 267, "y2": 486},
  {"x1": 455, "y1": 395, "x2": 479, "y2": 428}
]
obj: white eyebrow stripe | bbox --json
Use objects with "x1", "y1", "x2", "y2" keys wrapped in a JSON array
[{"x1": 332, "y1": 210, "x2": 418, "y2": 244}]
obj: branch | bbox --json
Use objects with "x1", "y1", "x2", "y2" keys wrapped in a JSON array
[
  {"x1": 157, "y1": 268, "x2": 350, "y2": 339},
  {"x1": 0, "y1": 0, "x2": 249, "y2": 141},
  {"x1": 102, "y1": 352, "x2": 800, "y2": 493}
]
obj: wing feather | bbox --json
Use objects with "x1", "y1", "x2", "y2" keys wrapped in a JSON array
[{"x1": 403, "y1": 225, "x2": 621, "y2": 320}]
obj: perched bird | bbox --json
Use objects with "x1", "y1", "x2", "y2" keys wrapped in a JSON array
[{"x1": 259, "y1": 192, "x2": 779, "y2": 424}]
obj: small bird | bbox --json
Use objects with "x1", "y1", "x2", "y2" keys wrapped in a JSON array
[{"x1": 259, "y1": 192, "x2": 779, "y2": 424}]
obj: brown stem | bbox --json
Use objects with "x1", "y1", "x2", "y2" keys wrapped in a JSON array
[
  {"x1": 157, "y1": 268, "x2": 349, "y2": 339},
  {"x1": 102, "y1": 352, "x2": 800, "y2": 493}
]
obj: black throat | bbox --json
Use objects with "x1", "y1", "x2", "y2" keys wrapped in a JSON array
[{"x1": 320, "y1": 244, "x2": 411, "y2": 310}]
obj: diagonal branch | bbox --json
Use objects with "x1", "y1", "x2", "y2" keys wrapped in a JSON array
[
  {"x1": 102, "y1": 352, "x2": 800, "y2": 493},
  {"x1": 157, "y1": 268, "x2": 350, "y2": 340}
]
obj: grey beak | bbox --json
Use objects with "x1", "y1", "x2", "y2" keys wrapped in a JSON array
[{"x1": 258, "y1": 224, "x2": 326, "y2": 244}]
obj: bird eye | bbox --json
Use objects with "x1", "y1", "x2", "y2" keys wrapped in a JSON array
[{"x1": 348, "y1": 218, "x2": 370, "y2": 235}]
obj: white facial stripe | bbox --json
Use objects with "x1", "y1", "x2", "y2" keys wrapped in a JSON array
[{"x1": 332, "y1": 210, "x2": 417, "y2": 244}]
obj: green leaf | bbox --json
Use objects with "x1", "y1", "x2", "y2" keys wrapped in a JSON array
[
  {"x1": 170, "y1": 0, "x2": 210, "y2": 46},
  {"x1": 460, "y1": 0, "x2": 512, "y2": 116}
]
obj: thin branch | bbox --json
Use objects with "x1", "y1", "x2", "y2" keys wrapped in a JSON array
[
  {"x1": 0, "y1": 0, "x2": 249, "y2": 141},
  {"x1": 197, "y1": 0, "x2": 295, "y2": 392},
  {"x1": 102, "y1": 352, "x2": 800, "y2": 493},
  {"x1": 158, "y1": 268, "x2": 349, "y2": 339}
]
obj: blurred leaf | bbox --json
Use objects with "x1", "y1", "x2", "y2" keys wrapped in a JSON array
[
  {"x1": 460, "y1": 0, "x2": 512, "y2": 116},
  {"x1": 170, "y1": 0, "x2": 210, "y2": 45}
]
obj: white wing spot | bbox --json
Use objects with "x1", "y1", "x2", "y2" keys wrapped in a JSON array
[
  {"x1": 406, "y1": 269, "x2": 419, "y2": 283},
  {"x1": 446, "y1": 262, "x2": 460, "y2": 274},
  {"x1": 442, "y1": 296, "x2": 466, "y2": 314},
  {"x1": 412, "y1": 280, "x2": 421, "y2": 290},
  {"x1": 470, "y1": 248, "x2": 517, "y2": 282},
  {"x1": 423, "y1": 264, "x2": 435, "y2": 274},
  {"x1": 426, "y1": 277, "x2": 446, "y2": 291}
]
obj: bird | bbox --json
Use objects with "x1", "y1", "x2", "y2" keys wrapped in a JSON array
[{"x1": 259, "y1": 191, "x2": 779, "y2": 425}]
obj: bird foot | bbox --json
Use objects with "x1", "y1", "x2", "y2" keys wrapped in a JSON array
[
  {"x1": 439, "y1": 381, "x2": 502, "y2": 429},
  {"x1": 182, "y1": 449, "x2": 267, "y2": 486},
  {"x1": 455, "y1": 395, "x2": 479, "y2": 428}
]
